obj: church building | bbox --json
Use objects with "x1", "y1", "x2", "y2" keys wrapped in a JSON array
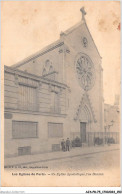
[{"x1": 4, "y1": 8, "x2": 104, "y2": 157}]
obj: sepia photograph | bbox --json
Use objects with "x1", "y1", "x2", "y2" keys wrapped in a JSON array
[{"x1": 1, "y1": 1, "x2": 121, "y2": 187}]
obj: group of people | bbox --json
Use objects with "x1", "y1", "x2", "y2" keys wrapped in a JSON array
[{"x1": 61, "y1": 138, "x2": 70, "y2": 152}]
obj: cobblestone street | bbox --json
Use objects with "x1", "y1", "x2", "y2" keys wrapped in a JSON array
[{"x1": 24, "y1": 149, "x2": 120, "y2": 171}]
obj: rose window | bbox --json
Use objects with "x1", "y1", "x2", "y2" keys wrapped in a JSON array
[{"x1": 76, "y1": 55, "x2": 95, "y2": 91}]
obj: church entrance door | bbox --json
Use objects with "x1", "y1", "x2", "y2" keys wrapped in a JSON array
[{"x1": 80, "y1": 122, "x2": 86, "y2": 143}]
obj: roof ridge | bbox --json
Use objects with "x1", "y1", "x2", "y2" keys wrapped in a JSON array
[
  {"x1": 11, "y1": 21, "x2": 84, "y2": 69},
  {"x1": 12, "y1": 39, "x2": 63, "y2": 69},
  {"x1": 10, "y1": 15, "x2": 101, "y2": 70}
]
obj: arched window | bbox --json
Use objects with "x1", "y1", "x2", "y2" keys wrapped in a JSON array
[
  {"x1": 42, "y1": 60, "x2": 56, "y2": 80},
  {"x1": 49, "y1": 65, "x2": 54, "y2": 73},
  {"x1": 42, "y1": 68, "x2": 47, "y2": 76}
]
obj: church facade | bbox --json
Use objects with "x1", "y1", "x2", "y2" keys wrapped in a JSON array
[{"x1": 4, "y1": 8, "x2": 104, "y2": 157}]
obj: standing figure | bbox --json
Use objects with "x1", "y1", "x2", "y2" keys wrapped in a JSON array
[
  {"x1": 63, "y1": 141, "x2": 66, "y2": 152},
  {"x1": 66, "y1": 138, "x2": 70, "y2": 151},
  {"x1": 61, "y1": 139, "x2": 65, "y2": 151}
]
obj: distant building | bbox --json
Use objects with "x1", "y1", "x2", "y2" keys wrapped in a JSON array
[
  {"x1": 104, "y1": 95, "x2": 120, "y2": 133},
  {"x1": 4, "y1": 8, "x2": 104, "y2": 158}
]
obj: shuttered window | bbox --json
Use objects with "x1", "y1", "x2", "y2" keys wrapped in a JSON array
[
  {"x1": 18, "y1": 84, "x2": 37, "y2": 111},
  {"x1": 12, "y1": 121, "x2": 38, "y2": 139},
  {"x1": 48, "y1": 122, "x2": 63, "y2": 138}
]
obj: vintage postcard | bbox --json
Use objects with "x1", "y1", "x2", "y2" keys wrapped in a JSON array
[{"x1": 1, "y1": 1, "x2": 121, "y2": 187}]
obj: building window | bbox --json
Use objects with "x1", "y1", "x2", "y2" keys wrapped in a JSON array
[
  {"x1": 18, "y1": 146, "x2": 31, "y2": 156},
  {"x1": 50, "y1": 92, "x2": 61, "y2": 114},
  {"x1": 49, "y1": 65, "x2": 54, "y2": 73},
  {"x1": 42, "y1": 60, "x2": 57, "y2": 81},
  {"x1": 12, "y1": 121, "x2": 38, "y2": 139},
  {"x1": 48, "y1": 122, "x2": 63, "y2": 138},
  {"x1": 42, "y1": 68, "x2": 47, "y2": 76},
  {"x1": 18, "y1": 84, "x2": 37, "y2": 111}
]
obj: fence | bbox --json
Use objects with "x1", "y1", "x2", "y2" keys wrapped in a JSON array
[
  {"x1": 87, "y1": 132, "x2": 119, "y2": 146},
  {"x1": 70, "y1": 132, "x2": 120, "y2": 147}
]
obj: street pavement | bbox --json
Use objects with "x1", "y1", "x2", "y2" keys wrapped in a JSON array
[
  {"x1": 4, "y1": 144, "x2": 120, "y2": 168},
  {"x1": 24, "y1": 149, "x2": 120, "y2": 171}
]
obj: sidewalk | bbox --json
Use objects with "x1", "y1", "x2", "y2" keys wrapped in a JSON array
[{"x1": 4, "y1": 144, "x2": 120, "y2": 167}]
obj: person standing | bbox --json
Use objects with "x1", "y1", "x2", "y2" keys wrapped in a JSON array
[
  {"x1": 66, "y1": 138, "x2": 70, "y2": 151},
  {"x1": 61, "y1": 139, "x2": 65, "y2": 151},
  {"x1": 63, "y1": 141, "x2": 66, "y2": 152},
  {"x1": 61, "y1": 139, "x2": 64, "y2": 151}
]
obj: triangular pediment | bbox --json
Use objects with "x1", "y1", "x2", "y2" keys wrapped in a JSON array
[{"x1": 62, "y1": 20, "x2": 101, "y2": 61}]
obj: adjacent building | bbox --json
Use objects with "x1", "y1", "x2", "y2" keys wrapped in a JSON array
[{"x1": 104, "y1": 95, "x2": 120, "y2": 133}]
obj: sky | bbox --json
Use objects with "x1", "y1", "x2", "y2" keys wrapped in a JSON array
[{"x1": 1, "y1": 1, "x2": 120, "y2": 105}]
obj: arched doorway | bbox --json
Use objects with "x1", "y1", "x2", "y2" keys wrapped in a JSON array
[
  {"x1": 79, "y1": 105, "x2": 92, "y2": 143},
  {"x1": 74, "y1": 93, "x2": 96, "y2": 142}
]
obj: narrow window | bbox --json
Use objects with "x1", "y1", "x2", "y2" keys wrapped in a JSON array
[{"x1": 18, "y1": 84, "x2": 37, "y2": 111}]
